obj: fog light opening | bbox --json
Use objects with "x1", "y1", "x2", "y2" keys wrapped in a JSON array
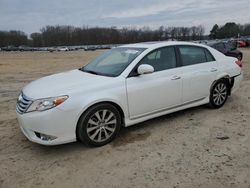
[{"x1": 35, "y1": 132, "x2": 57, "y2": 141}]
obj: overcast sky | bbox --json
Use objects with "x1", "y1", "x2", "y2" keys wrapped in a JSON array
[{"x1": 0, "y1": 0, "x2": 250, "y2": 35}]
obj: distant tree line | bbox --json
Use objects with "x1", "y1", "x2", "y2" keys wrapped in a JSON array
[
  {"x1": 29, "y1": 25, "x2": 205, "y2": 47},
  {"x1": 0, "y1": 22, "x2": 250, "y2": 47},
  {"x1": 0, "y1": 30, "x2": 28, "y2": 47},
  {"x1": 0, "y1": 25, "x2": 205, "y2": 47},
  {"x1": 209, "y1": 22, "x2": 250, "y2": 39}
]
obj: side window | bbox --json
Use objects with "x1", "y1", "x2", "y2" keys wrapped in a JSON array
[
  {"x1": 205, "y1": 49, "x2": 215, "y2": 62},
  {"x1": 146, "y1": 50, "x2": 160, "y2": 60},
  {"x1": 139, "y1": 47, "x2": 177, "y2": 72},
  {"x1": 179, "y1": 46, "x2": 207, "y2": 66}
]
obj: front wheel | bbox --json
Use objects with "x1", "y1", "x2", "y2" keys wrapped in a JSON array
[
  {"x1": 208, "y1": 79, "x2": 229, "y2": 108},
  {"x1": 77, "y1": 103, "x2": 121, "y2": 147}
]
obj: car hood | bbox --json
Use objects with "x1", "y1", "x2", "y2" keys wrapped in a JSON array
[{"x1": 22, "y1": 69, "x2": 114, "y2": 99}]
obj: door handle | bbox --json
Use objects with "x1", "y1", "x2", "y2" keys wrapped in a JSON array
[
  {"x1": 210, "y1": 68, "x2": 217, "y2": 72},
  {"x1": 171, "y1": 75, "x2": 181, "y2": 80}
]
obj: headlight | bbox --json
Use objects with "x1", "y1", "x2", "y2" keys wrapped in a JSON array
[{"x1": 26, "y1": 96, "x2": 68, "y2": 112}]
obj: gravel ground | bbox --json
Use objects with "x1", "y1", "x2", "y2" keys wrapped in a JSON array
[{"x1": 0, "y1": 49, "x2": 249, "y2": 188}]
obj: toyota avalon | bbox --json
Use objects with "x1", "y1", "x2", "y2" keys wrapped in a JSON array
[{"x1": 16, "y1": 41, "x2": 243, "y2": 146}]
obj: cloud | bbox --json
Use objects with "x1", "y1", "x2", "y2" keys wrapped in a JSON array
[
  {"x1": 0, "y1": 0, "x2": 250, "y2": 34},
  {"x1": 102, "y1": 2, "x2": 192, "y2": 18}
]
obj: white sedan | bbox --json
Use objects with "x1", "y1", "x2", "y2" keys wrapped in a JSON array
[{"x1": 16, "y1": 41, "x2": 243, "y2": 146}]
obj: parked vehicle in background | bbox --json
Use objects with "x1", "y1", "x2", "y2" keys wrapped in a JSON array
[
  {"x1": 37, "y1": 47, "x2": 49, "y2": 51},
  {"x1": 58, "y1": 47, "x2": 69, "y2": 51},
  {"x1": 47, "y1": 47, "x2": 56, "y2": 52},
  {"x1": 68, "y1": 47, "x2": 77, "y2": 51},
  {"x1": 94, "y1": 45, "x2": 112, "y2": 50},
  {"x1": 101, "y1": 45, "x2": 112, "y2": 49},
  {"x1": 84, "y1": 46, "x2": 97, "y2": 51},
  {"x1": 237, "y1": 41, "x2": 248, "y2": 48},
  {"x1": 207, "y1": 41, "x2": 243, "y2": 61},
  {"x1": 1, "y1": 46, "x2": 19, "y2": 51},
  {"x1": 16, "y1": 41, "x2": 243, "y2": 147},
  {"x1": 18, "y1": 46, "x2": 36, "y2": 51}
]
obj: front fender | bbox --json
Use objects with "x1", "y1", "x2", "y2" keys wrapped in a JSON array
[
  {"x1": 59, "y1": 87, "x2": 128, "y2": 131},
  {"x1": 75, "y1": 96, "x2": 128, "y2": 121}
]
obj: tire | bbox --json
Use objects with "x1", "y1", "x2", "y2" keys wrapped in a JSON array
[
  {"x1": 208, "y1": 79, "x2": 229, "y2": 108},
  {"x1": 76, "y1": 103, "x2": 121, "y2": 147}
]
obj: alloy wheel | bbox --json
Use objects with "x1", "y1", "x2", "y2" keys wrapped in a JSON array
[
  {"x1": 212, "y1": 83, "x2": 227, "y2": 106},
  {"x1": 86, "y1": 109, "x2": 117, "y2": 142}
]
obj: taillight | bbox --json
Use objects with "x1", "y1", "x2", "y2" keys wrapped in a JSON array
[{"x1": 235, "y1": 60, "x2": 242, "y2": 68}]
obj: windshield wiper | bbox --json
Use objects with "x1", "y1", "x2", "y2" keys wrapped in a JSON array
[
  {"x1": 85, "y1": 70, "x2": 100, "y2": 75},
  {"x1": 80, "y1": 68, "x2": 100, "y2": 75}
]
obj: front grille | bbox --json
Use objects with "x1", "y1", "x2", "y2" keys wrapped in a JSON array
[{"x1": 16, "y1": 93, "x2": 33, "y2": 114}]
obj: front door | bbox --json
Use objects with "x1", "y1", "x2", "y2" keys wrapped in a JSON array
[{"x1": 126, "y1": 46, "x2": 182, "y2": 119}]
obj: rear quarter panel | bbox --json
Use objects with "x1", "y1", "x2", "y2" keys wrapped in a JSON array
[
  {"x1": 217, "y1": 56, "x2": 241, "y2": 78},
  {"x1": 209, "y1": 47, "x2": 241, "y2": 78}
]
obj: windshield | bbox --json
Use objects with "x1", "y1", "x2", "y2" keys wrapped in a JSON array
[{"x1": 81, "y1": 47, "x2": 145, "y2": 77}]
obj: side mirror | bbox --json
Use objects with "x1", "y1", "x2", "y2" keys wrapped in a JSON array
[{"x1": 137, "y1": 64, "x2": 154, "y2": 75}]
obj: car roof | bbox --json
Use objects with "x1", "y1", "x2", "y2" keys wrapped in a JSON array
[{"x1": 120, "y1": 41, "x2": 209, "y2": 50}]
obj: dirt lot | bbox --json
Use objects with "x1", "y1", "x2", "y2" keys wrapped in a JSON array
[{"x1": 0, "y1": 49, "x2": 250, "y2": 188}]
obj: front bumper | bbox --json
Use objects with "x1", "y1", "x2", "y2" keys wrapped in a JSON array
[{"x1": 16, "y1": 108, "x2": 77, "y2": 145}]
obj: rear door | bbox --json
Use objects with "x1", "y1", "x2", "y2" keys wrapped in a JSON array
[{"x1": 178, "y1": 46, "x2": 218, "y2": 103}]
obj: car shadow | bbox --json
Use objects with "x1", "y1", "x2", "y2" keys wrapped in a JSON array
[{"x1": 112, "y1": 105, "x2": 209, "y2": 147}]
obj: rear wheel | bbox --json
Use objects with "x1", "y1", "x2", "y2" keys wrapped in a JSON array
[
  {"x1": 77, "y1": 103, "x2": 121, "y2": 147},
  {"x1": 209, "y1": 80, "x2": 229, "y2": 108}
]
